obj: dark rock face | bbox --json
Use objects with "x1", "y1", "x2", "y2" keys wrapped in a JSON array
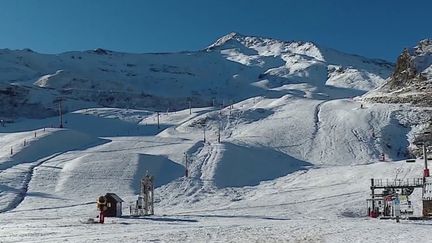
[
  {"x1": 365, "y1": 40, "x2": 432, "y2": 107},
  {"x1": 389, "y1": 49, "x2": 417, "y2": 89},
  {"x1": 388, "y1": 48, "x2": 428, "y2": 90}
]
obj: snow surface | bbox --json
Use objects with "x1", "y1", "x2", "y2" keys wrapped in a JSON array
[
  {"x1": 0, "y1": 97, "x2": 430, "y2": 242},
  {"x1": 0, "y1": 34, "x2": 431, "y2": 242}
]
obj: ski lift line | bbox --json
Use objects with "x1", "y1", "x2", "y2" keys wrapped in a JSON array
[
  {"x1": 28, "y1": 170, "x2": 136, "y2": 179},
  {"x1": 394, "y1": 167, "x2": 403, "y2": 180},
  {"x1": 34, "y1": 175, "x2": 134, "y2": 181},
  {"x1": 171, "y1": 191, "x2": 363, "y2": 216},
  {"x1": 1, "y1": 201, "x2": 96, "y2": 215},
  {"x1": 400, "y1": 165, "x2": 414, "y2": 181},
  {"x1": 57, "y1": 87, "x2": 144, "y2": 96}
]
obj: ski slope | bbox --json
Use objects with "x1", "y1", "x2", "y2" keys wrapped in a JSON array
[{"x1": 0, "y1": 92, "x2": 430, "y2": 242}]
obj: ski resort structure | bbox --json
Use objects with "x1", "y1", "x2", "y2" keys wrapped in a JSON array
[
  {"x1": 367, "y1": 132, "x2": 432, "y2": 220},
  {"x1": 130, "y1": 173, "x2": 155, "y2": 217}
]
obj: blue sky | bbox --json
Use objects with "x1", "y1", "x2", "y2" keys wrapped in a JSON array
[{"x1": 0, "y1": 0, "x2": 430, "y2": 61}]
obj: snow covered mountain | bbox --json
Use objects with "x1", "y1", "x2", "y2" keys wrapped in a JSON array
[
  {"x1": 0, "y1": 33, "x2": 393, "y2": 118},
  {"x1": 3, "y1": 34, "x2": 432, "y2": 242}
]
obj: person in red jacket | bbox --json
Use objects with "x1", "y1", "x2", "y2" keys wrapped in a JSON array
[{"x1": 97, "y1": 196, "x2": 108, "y2": 224}]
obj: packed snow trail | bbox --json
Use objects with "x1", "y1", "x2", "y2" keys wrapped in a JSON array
[
  {"x1": 0, "y1": 128, "x2": 105, "y2": 213},
  {"x1": 0, "y1": 152, "x2": 68, "y2": 213},
  {"x1": 0, "y1": 159, "x2": 428, "y2": 243},
  {"x1": 306, "y1": 100, "x2": 327, "y2": 158}
]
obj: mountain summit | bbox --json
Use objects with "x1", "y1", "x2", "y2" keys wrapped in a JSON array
[{"x1": 0, "y1": 33, "x2": 393, "y2": 118}]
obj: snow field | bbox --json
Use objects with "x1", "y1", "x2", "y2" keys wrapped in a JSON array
[{"x1": 0, "y1": 94, "x2": 430, "y2": 242}]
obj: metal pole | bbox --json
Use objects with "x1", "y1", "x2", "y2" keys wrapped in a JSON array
[
  {"x1": 189, "y1": 101, "x2": 191, "y2": 115},
  {"x1": 151, "y1": 181, "x2": 154, "y2": 215},
  {"x1": 203, "y1": 127, "x2": 206, "y2": 143},
  {"x1": 185, "y1": 153, "x2": 189, "y2": 177},
  {"x1": 59, "y1": 100, "x2": 63, "y2": 128},
  {"x1": 157, "y1": 112, "x2": 160, "y2": 129},
  {"x1": 424, "y1": 144, "x2": 428, "y2": 170},
  {"x1": 371, "y1": 178, "x2": 375, "y2": 214},
  {"x1": 144, "y1": 189, "x2": 149, "y2": 215}
]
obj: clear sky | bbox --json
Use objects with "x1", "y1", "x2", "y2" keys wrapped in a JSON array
[{"x1": 0, "y1": 0, "x2": 430, "y2": 61}]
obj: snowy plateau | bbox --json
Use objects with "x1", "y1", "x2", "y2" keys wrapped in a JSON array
[{"x1": 0, "y1": 33, "x2": 432, "y2": 242}]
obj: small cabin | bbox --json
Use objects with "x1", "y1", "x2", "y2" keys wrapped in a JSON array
[{"x1": 104, "y1": 193, "x2": 124, "y2": 217}]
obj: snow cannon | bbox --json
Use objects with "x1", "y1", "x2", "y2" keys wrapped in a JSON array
[{"x1": 96, "y1": 196, "x2": 108, "y2": 224}]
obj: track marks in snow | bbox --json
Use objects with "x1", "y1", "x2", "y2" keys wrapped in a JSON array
[
  {"x1": 306, "y1": 100, "x2": 326, "y2": 159},
  {"x1": 0, "y1": 152, "x2": 66, "y2": 213},
  {"x1": 184, "y1": 141, "x2": 223, "y2": 187},
  {"x1": 0, "y1": 137, "x2": 108, "y2": 213},
  {"x1": 311, "y1": 102, "x2": 325, "y2": 140},
  {"x1": 200, "y1": 143, "x2": 224, "y2": 183},
  {"x1": 363, "y1": 110, "x2": 383, "y2": 159}
]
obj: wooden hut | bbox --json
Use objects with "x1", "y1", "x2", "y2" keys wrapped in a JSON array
[{"x1": 104, "y1": 193, "x2": 124, "y2": 217}]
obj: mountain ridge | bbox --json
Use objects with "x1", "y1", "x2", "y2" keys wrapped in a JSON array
[{"x1": 0, "y1": 33, "x2": 394, "y2": 118}]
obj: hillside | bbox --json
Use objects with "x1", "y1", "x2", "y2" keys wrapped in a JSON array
[
  {"x1": 1, "y1": 34, "x2": 431, "y2": 242},
  {"x1": 0, "y1": 33, "x2": 393, "y2": 118}
]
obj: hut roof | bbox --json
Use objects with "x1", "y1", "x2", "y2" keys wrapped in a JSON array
[{"x1": 105, "y1": 193, "x2": 124, "y2": 203}]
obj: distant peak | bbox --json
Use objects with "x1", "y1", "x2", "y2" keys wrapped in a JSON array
[
  {"x1": 413, "y1": 39, "x2": 432, "y2": 55},
  {"x1": 418, "y1": 38, "x2": 432, "y2": 46},
  {"x1": 404, "y1": 39, "x2": 432, "y2": 57},
  {"x1": 225, "y1": 32, "x2": 242, "y2": 39},
  {"x1": 208, "y1": 32, "x2": 245, "y2": 49},
  {"x1": 89, "y1": 48, "x2": 112, "y2": 55}
]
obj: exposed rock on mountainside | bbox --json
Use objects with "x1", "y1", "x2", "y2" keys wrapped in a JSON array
[
  {"x1": 388, "y1": 39, "x2": 432, "y2": 91},
  {"x1": 365, "y1": 39, "x2": 432, "y2": 106},
  {"x1": 388, "y1": 48, "x2": 424, "y2": 89}
]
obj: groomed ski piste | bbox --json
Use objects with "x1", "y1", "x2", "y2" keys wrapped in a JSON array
[
  {"x1": 1, "y1": 95, "x2": 431, "y2": 242},
  {"x1": 1, "y1": 34, "x2": 432, "y2": 242}
]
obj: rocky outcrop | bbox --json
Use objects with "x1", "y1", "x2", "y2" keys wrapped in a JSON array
[
  {"x1": 387, "y1": 39, "x2": 432, "y2": 91},
  {"x1": 365, "y1": 39, "x2": 432, "y2": 106},
  {"x1": 388, "y1": 48, "x2": 421, "y2": 89}
]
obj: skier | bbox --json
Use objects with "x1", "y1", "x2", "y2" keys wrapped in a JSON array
[{"x1": 379, "y1": 153, "x2": 385, "y2": 162}]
